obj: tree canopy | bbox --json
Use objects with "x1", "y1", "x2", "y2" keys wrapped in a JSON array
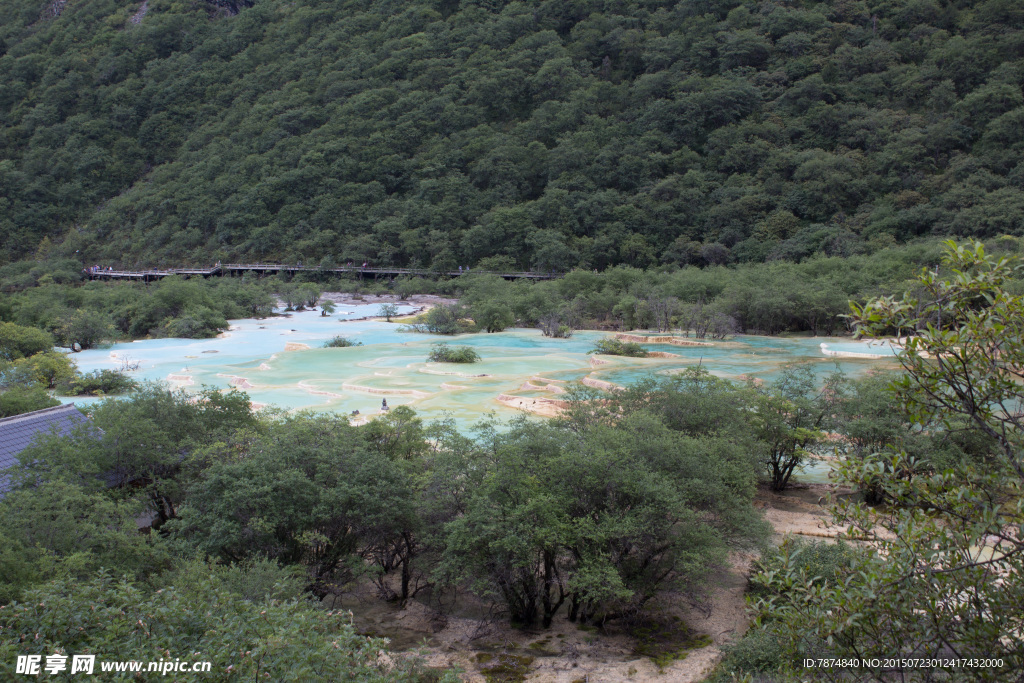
[
  {"x1": 1, "y1": 0, "x2": 1023, "y2": 268},
  {"x1": 730, "y1": 241, "x2": 1024, "y2": 681}
]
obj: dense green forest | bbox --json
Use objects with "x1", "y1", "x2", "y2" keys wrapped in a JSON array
[{"x1": 2, "y1": 0, "x2": 1023, "y2": 269}]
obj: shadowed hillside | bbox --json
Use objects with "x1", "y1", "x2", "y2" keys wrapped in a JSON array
[{"x1": 1, "y1": 0, "x2": 1022, "y2": 268}]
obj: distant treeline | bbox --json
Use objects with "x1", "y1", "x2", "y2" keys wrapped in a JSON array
[
  {"x1": 2, "y1": 0, "x2": 1024, "y2": 267},
  {"x1": 3, "y1": 239, "x2": 1024, "y2": 343}
]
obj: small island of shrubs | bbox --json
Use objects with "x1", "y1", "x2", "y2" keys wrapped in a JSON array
[
  {"x1": 427, "y1": 343, "x2": 480, "y2": 363},
  {"x1": 588, "y1": 338, "x2": 649, "y2": 358},
  {"x1": 323, "y1": 336, "x2": 362, "y2": 348}
]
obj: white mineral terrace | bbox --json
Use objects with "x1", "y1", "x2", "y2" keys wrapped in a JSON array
[{"x1": 66, "y1": 302, "x2": 899, "y2": 482}]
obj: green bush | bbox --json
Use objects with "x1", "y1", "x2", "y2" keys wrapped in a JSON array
[
  {"x1": 0, "y1": 386, "x2": 60, "y2": 418},
  {"x1": 57, "y1": 369, "x2": 139, "y2": 396},
  {"x1": 750, "y1": 538, "x2": 858, "y2": 602},
  {"x1": 426, "y1": 343, "x2": 480, "y2": 363},
  {"x1": 404, "y1": 305, "x2": 472, "y2": 335},
  {"x1": 9, "y1": 352, "x2": 78, "y2": 389},
  {"x1": 323, "y1": 335, "x2": 362, "y2": 348},
  {"x1": 157, "y1": 307, "x2": 229, "y2": 339},
  {"x1": 710, "y1": 627, "x2": 786, "y2": 681},
  {"x1": 588, "y1": 338, "x2": 649, "y2": 357},
  {"x1": 0, "y1": 571, "x2": 457, "y2": 682},
  {"x1": 706, "y1": 540, "x2": 857, "y2": 682},
  {"x1": 0, "y1": 322, "x2": 54, "y2": 361}
]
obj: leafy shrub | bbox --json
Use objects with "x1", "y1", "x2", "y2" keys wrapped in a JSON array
[
  {"x1": 0, "y1": 570, "x2": 457, "y2": 682},
  {"x1": 750, "y1": 538, "x2": 858, "y2": 602},
  {"x1": 588, "y1": 338, "x2": 649, "y2": 357},
  {"x1": 8, "y1": 352, "x2": 77, "y2": 389},
  {"x1": 57, "y1": 369, "x2": 139, "y2": 396},
  {"x1": 404, "y1": 305, "x2": 471, "y2": 335},
  {"x1": 706, "y1": 540, "x2": 857, "y2": 682},
  {"x1": 538, "y1": 311, "x2": 575, "y2": 338},
  {"x1": 427, "y1": 343, "x2": 480, "y2": 363},
  {"x1": 157, "y1": 307, "x2": 229, "y2": 339},
  {"x1": 0, "y1": 322, "x2": 53, "y2": 361},
  {"x1": 377, "y1": 303, "x2": 400, "y2": 321},
  {"x1": 323, "y1": 335, "x2": 362, "y2": 348},
  {"x1": 472, "y1": 302, "x2": 516, "y2": 333},
  {"x1": 710, "y1": 627, "x2": 786, "y2": 681},
  {"x1": 0, "y1": 386, "x2": 60, "y2": 418}
]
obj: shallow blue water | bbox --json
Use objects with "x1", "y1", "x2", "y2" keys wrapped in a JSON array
[
  {"x1": 61, "y1": 312, "x2": 900, "y2": 483},
  {"x1": 64, "y1": 313, "x2": 896, "y2": 411}
]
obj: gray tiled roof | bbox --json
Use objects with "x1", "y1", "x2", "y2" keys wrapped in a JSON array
[{"x1": 0, "y1": 403, "x2": 90, "y2": 494}]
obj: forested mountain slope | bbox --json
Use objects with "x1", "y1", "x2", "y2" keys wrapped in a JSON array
[{"x1": 1, "y1": 0, "x2": 1022, "y2": 270}]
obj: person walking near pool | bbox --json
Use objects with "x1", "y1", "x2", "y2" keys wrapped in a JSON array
[{"x1": 381, "y1": 398, "x2": 389, "y2": 411}]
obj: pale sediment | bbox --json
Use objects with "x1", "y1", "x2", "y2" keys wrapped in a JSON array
[
  {"x1": 495, "y1": 393, "x2": 567, "y2": 417},
  {"x1": 296, "y1": 381, "x2": 345, "y2": 398},
  {"x1": 519, "y1": 380, "x2": 567, "y2": 394},
  {"x1": 615, "y1": 333, "x2": 712, "y2": 346},
  {"x1": 418, "y1": 365, "x2": 490, "y2": 377},
  {"x1": 581, "y1": 375, "x2": 622, "y2": 392},
  {"x1": 819, "y1": 343, "x2": 889, "y2": 360},
  {"x1": 341, "y1": 382, "x2": 431, "y2": 398},
  {"x1": 166, "y1": 374, "x2": 194, "y2": 385},
  {"x1": 284, "y1": 342, "x2": 311, "y2": 351}
]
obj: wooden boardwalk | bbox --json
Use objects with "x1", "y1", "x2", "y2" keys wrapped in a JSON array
[{"x1": 84, "y1": 263, "x2": 561, "y2": 282}]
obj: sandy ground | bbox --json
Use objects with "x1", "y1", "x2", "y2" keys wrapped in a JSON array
[
  {"x1": 756, "y1": 483, "x2": 850, "y2": 539},
  {"x1": 756, "y1": 483, "x2": 895, "y2": 542}
]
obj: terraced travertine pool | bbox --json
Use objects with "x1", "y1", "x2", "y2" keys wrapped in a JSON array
[
  {"x1": 63, "y1": 302, "x2": 898, "y2": 423},
  {"x1": 62, "y1": 304, "x2": 903, "y2": 481}
]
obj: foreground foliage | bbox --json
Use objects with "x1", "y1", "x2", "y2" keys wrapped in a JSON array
[
  {"x1": 748, "y1": 241, "x2": 1024, "y2": 681},
  {"x1": 0, "y1": 321, "x2": 139, "y2": 416},
  {"x1": 0, "y1": 568, "x2": 455, "y2": 682},
  {"x1": 3, "y1": 367, "x2": 777, "y2": 634},
  {"x1": 435, "y1": 410, "x2": 769, "y2": 628}
]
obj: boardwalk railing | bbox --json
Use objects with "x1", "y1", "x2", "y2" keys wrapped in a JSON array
[{"x1": 84, "y1": 263, "x2": 561, "y2": 281}]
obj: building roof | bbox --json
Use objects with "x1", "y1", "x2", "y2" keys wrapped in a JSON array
[{"x1": 0, "y1": 403, "x2": 90, "y2": 495}]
